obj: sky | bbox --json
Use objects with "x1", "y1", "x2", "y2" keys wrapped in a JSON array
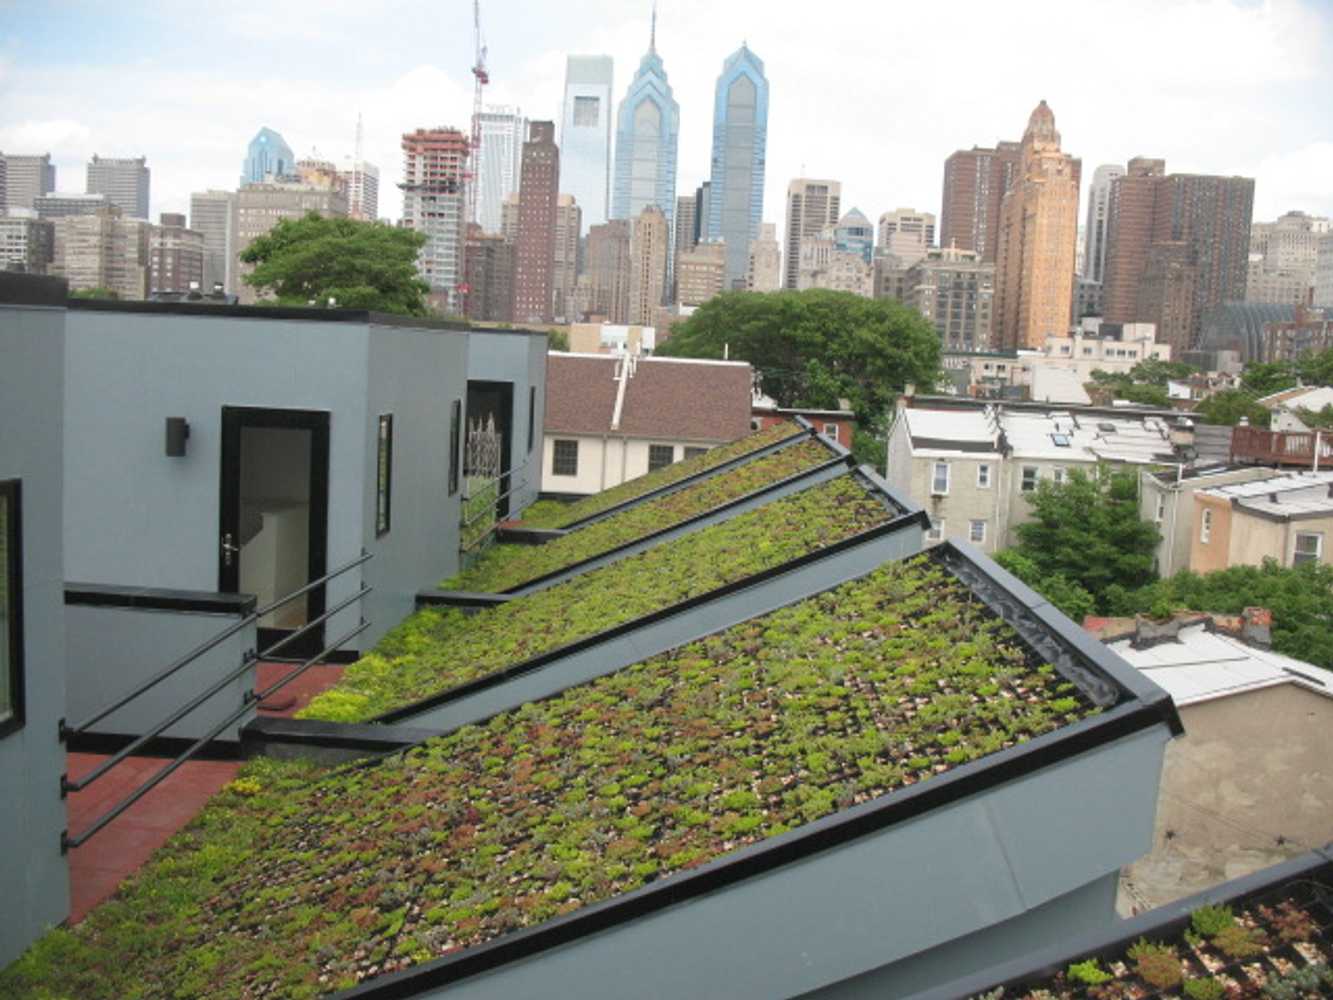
[{"x1": 2, "y1": 0, "x2": 1331, "y2": 243}]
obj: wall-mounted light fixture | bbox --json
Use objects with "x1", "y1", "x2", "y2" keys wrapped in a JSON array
[{"x1": 165, "y1": 417, "x2": 190, "y2": 457}]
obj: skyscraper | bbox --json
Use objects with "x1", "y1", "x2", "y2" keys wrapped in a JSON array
[
  {"x1": 629, "y1": 206, "x2": 668, "y2": 326},
  {"x1": 241, "y1": 127, "x2": 296, "y2": 185},
  {"x1": 584, "y1": 219, "x2": 633, "y2": 322},
  {"x1": 694, "y1": 182, "x2": 711, "y2": 246},
  {"x1": 149, "y1": 213, "x2": 205, "y2": 295},
  {"x1": 748, "y1": 222, "x2": 781, "y2": 292},
  {"x1": 400, "y1": 127, "x2": 469, "y2": 309},
  {"x1": 877, "y1": 209, "x2": 936, "y2": 266},
  {"x1": 50, "y1": 206, "x2": 150, "y2": 300},
  {"x1": 553, "y1": 194, "x2": 582, "y2": 322},
  {"x1": 339, "y1": 158, "x2": 380, "y2": 221},
  {"x1": 611, "y1": 13, "x2": 679, "y2": 233},
  {"x1": 993, "y1": 101, "x2": 1081, "y2": 349},
  {"x1": 512, "y1": 121, "x2": 560, "y2": 324},
  {"x1": 2, "y1": 154, "x2": 56, "y2": 211},
  {"x1": 86, "y1": 155, "x2": 150, "y2": 219},
  {"x1": 834, "y1": 208, "x2": 874, "y2": 264},
  {"x1": 464, "y1": 226, "x2": 514, "y2": 323},
  {"x1": 784, "y1": 179, "x2": 840, "y2": 289},
  {"x1": 190, "y1": 190, "x2": 237, "y2": 294},
  {"x1": 473, "y1": 106, "x2": 527, "y2": 234},
  {"x1": 234, "y1": 181, "x2": 347, "y2": 304},
  {"x1": 707, "y1": 44, "x2": 769, "y2": 289},
  {"x1": 1083, "y1": 164, "x2": 1124, "y2": 284},
  {"x1": 940, "y1": 142, "x2": 1021, "y2": 262},
  {"x1": 559, "y1": 56, "x2": 614, "y2": 235}
]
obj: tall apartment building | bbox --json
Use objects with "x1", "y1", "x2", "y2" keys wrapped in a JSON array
[
  {"x1": 940, "y1": 141, "x2": 1021, "y2": 262},
  {"x1": 784, "y1": 179, "x2": 841, "y2": 289},
  {"x1": 473, "y1": 107, "x2": 526, "y2": 234},
  {"x1": 1083, "y1": 164, "x2": 1124, "y2": 284},
  {"x1": 1103, "y1": 157, "x2": 1254, "y2": 355},
  {"x1": 748, "y1": 222, "x2": 781, "y2": 292},
  {"x1": 1246, "y1": 210, "x2": 1328, "y2": 306},
  {"x1": 673, "y1": 193, "x2": 698, "y2": 302},
  {"x1": 463, "y1": 226, "x2": 514, "y2": 323},
  {"x1": 50, "y1": 206, "x2": 150, "y2": 299},
  {"x1": 902, "y1": 246, "x2": 995, "y2": 352},
  {"x1": 707, "y1": 44, "x2": 770, "y2": 289},
  {"x1": 993, "y1": 101, "x2": 1081, "y2": 350},
  {"x1": 148, "y1": 213, "x2": 205, "y2": 295},
  {"x1": 500, "y1": 193, "x2": 520, "y2": 245},
  {"x1": 34, "y1": 193, "x2": 109, "y2": 219},
  {"x1": 0, "y1": 155, "x2": 6, "y2": 214},
  {"x1": 400, "y1": 127, "x2": 469, "y2": 311},
  {"x1": 583, "y1": 219, "x2": 633, "y2": 322},
  {"x1": 628, "y1": 206, "x2": 668, "y2": 326},
  {"x1": 338, "y1": 158, "x2": 380, "y2": 221},
  {"x1": 559, "y1": 56, "x2": 614, "y2": 234},
  {"x1": 2, "y1": 153, "x2": 55, "y2": 210},
  {"x1": 676, "y1": 241, "x2": 726, "y2": 306},
  {"x1": 86, "y1": 155, "x2": 150, "y2": 219},
  {"x1": 234, "y1": 181, "x2": 347, "y2": 304},
  {"x1": 0, "y1": 216, "x2": 54, "y2": 274},
  {"x1": 189, "y1": 189, "x2": 237, "y2": 294},
  {"x1": 512, "y1": 121, "x2": 560, "y2": 324},
  {"x1": 873, "y1": 251, "x2": 910, "y2": 302},
  {"x1": 877, "y1": 208, "x2": 935, "y2": 266},
  {"x1": 241, "y1": 127, "x2": 295, "y2": 185},
  {"x1": 1316, "y1": 235, "x2": 1333, "y2": 308},
  {"x1": 553, "y1": 194, "x2": 582, "y2": 322},
  {"x1": 612, "y1": 21, "x2": 679, "y2": 231}
]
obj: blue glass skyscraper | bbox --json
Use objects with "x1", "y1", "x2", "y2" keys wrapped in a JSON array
[
  {"x1": 241, "y1": 127, "x2": 295, "y2": 186},
  {"x1": 707, "y1": 44, "x2": 769, "y2": 288},
  {"x1": 834, "y1": 208, "x2": 874, "y2": 264},
  {"x1": 611, "y1": 14, "x2": 679, "y2": 234}
]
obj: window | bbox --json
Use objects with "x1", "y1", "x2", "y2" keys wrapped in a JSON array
[
  {"x1": 375, "y1": 415, "x2": 393, "y2": 537},
  {"x1": 1155, "y1": 495, "x2": 1166, "y2": 522},
  {"x1": 553, "y1": 439, "x2": 579, "y2": 477},
  {"x1": 572, "y1": 95, "x2": 600, "y2": 127},
  {"x1": 448, "y1": 400, "x2": 461, "y2": 496},
  {"x1": 927, "y1": 518, "x2": 945, "y2": 543},
  {"x1": 648, "y1": 444, "x2": 676, "y2": 472},
  {"x1": 1050, "y1": 433, "x2": 1071, "y2": 448},
  {"x1": 823, "y1": 423, "x2": 839, "y2": 442},
  {"x1": 1294, "y1": 532, "x2": 1323, "y2": 566},
  {"x1": 0, "y1": 479, "x2": 23, "y2": 737},
  {"x1": 527, "y1": 386, "x2": 536, "y2": 453},
  {"x1": 684, "y1": 447, "x2": 708, "y2": 460},
  {"x1": 1021, "y1": 466, "x2": 1039, "y2": 492},
  {"x1": 977, "y1": 463, "x2": 991, "y2": 489},
  {"x1": 1200, "y1": 508, "x2": 1212, "y2": 544},
  {"x1": 1052, "y1": 467, "x2": 1067, "y2": 485},
  {"x1": 931, "y1": 461, "x2": 950, "y2": 495},
  {"x1": 969, "y1": 519, "x2": 986, "y2": 544}
]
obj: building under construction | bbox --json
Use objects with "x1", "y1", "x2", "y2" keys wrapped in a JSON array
[{"x1": 400, "y1": 127, "x2": 469, "y2": 311}]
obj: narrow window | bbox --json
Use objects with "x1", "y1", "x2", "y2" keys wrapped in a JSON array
[
  {"x1": 976, "y1": 463, "x2": 991, "y2": 489},
  {"x1": 1294, "y1": 532, "x2": 1322, "y2": 566},
  {"x1": 527, "y1": 386, "x2": 537, "y2": 454},
  {"x1": 931, "y1": 461, "x2": 950, "y2": 495},
  {"x1": 553, "y1": 439, "x2": 579, "y2": 476},
  {"x1": 448, "y1": 400, "x2": 461, "y2": 496},
  {"x1": 927, "y1": 517, "x2": 945, "y2": 543},
  {"x1": 648, "y1": 444, "x2": 676, "y2": 472},
  {"x1": 0, "y1": 479, "x2": 24, "y2": 737},
  {"x1": 969, "y1": 519, "x2": 986, "y2": 544},
  {"x1": 684, "y1": 446, "x2": 708, "y2": 460},
  {"x1": 1052, "y1": 467, "x2": 1067, "y2": 485},
  {"x1": 1021, "y1": 466, "x2": 1039, "y2": 492},
  {"x1": 1155, "y1": 495, "x2": 1166, "y2": 522},
  {"x1": 822, "y1": 423, "x2": 839, "y2": 442},
  {"x1": 1200, "y1": 508, "x2": 1212, "y2": 544},
  {"x1": 376, "y1": 415, "x2": 393, "y2": 537}
]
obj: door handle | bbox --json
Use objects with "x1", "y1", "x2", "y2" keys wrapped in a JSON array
[{"x1": 222, "y1": 532, "x2": 240, "y2": 567}]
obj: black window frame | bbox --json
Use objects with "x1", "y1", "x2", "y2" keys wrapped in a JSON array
[
  {"x1": 375, "y1": 414, "x2": 393, "y2": 537},
  {"x1": 648, "y1": 444, "x2": 676, "y2": 472},
  {"x1": 448, "y1": 400, "x2": 461, "y2": 497},
  {"x1": 0, "y1": 479, "x2": 25, "y2": 739},
  {"x1": 553, "y1": 439, "x2": 579, "y2": 477},
  {"x1": 527, "y1": 386, "x2": 537, "y2": 454}
]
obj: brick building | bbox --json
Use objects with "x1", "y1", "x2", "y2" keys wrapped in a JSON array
[{"x1": 512, "y1": 121, "x2": 559, "y2": 324}]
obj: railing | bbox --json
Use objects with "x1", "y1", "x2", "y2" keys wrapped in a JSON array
[
  {"x1": 460, "y1": 461, "x2": 531, "y2": 553},
  {"x1": 1231, "y1": 426, "x2": 1332, "y2": 467},
  {"x1": 59, "y1": 550, "x2": 372, "y2": 851}
]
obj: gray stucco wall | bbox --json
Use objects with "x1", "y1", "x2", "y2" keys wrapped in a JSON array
[
  {"x1": 465, "y1": 331, "x2": 547, "y2": 515},
  {"x1": 0, "y1": 303, "x2": 70, "y2": 967},
  {"x1": 364, "y1": 325, "x2": 468, "y2": 647},
  {"x1": 402, "y1": 724, "x2": 1169, "y2": 1000}
]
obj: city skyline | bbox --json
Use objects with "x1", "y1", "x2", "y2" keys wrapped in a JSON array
[{"x1": 2, "y1": 0, "x2": 1330, "y2": 246}]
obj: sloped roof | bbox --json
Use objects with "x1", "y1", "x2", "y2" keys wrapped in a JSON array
[{"x1": 544, "y1": 353, "x2": 619, "y2": 434}]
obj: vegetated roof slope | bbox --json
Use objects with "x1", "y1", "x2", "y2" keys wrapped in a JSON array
[
  {"x1": 1, "y1": 555, "x2": 1098, "y2": 999},
  {"x1": 301, "y1": 474, "x2": 894, "y2": 722},
  {"x1": 450, "y1": 437, "x2": 831, "y2": 592},
  {"x1": 519, "y1": 420, "x2": 804, "y2": 529}
]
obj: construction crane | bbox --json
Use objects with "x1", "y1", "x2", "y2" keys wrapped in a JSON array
[{"x1": 460, "y1": 0, "x2": 488, "y2": 313}]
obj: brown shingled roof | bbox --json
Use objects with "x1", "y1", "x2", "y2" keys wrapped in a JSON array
[{"x1": 545, "y1": 354, "x2": 753, "y2": 442}]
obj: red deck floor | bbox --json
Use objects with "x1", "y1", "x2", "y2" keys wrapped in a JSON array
[{"x1": 65, "y1": 661, "x2": 345, "y2": 923}]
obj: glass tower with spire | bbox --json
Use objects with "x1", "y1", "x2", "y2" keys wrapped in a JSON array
[
  {"x1": 706, "y1": 44, "x2": 769, "y2": 289},
  {"x1": 611, "y1": 6, "x2": 679, "y2": 234},
  {"x1": 241, "y1": 127, "x2": 295, "y2": 186}
]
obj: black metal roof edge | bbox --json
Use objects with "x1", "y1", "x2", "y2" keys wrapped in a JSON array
[
  {"x1": 855, "y1": 463, "x2": 928, "y2": 525},
  {"x1": 934, "y1": 542, "x2": 1184, "y2": 735},
  {"x1": 555, "y1": 424, "x2": 813, "y2": 532},
  {"x1": 240, "y1": 716, "x2": 441, "y2": 754},
  {"x1": 372, "y1": 502, "x2": 919, "y2": 724},
  {"x1": 329, "y1": 699, "x2": 1174, "y2": 1000},
  {"x1": 903, "y1": 847, "x2": 1333, "y2": 1000},
  {"x1": 498, "y1": 450, "x2": 855, "y2": 596},
  {"x1": 64, "y1": 581, "x2": 257, "y2": 616}
]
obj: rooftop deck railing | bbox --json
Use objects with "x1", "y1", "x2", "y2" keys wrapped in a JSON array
[{"x1": 1231, "y1": 425, "x2": 1331, "y2": 467}]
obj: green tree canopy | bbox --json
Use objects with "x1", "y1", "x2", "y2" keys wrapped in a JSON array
[
  {"x1": 1127, "y1": 358, "x2": 1197, "y2": 386},
  {"x1": 1294, "y1": 347, "x2": 1333, "y2": 387},
  {"x1": 1294, "y1": 403, "x2": 1333, "y2": 429},
  {"x1": 992, "y1": 549, "x2": 1096, "y2": 623},
  {"x1": 1086, "y1": 360, "x2": 1193, "y2": 408},
  {"x1": 1239, "y1": 360, "x2": 1298, "y2": 396},
  {"x1": 1000, "y1": 467, "x2": 1160, "y2": 613},
  {"x1": 1193, "y1": 388, "x2": 1271, "y2": 427},
  {"x1": 240, "y1": 213, "x2": 430, "y2": 316}
]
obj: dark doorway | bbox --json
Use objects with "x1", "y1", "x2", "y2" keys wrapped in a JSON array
[
  {"x1": 466, "y1": 380, "x2": 514, "y2": 519},
  {"x1": 219, "y1": 407, "x2": 330, "y2": 658}
]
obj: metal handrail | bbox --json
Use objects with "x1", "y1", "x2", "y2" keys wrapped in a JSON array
[
  {"x1": 64, "y1": 550, "x2": 372, "y2": 736},
  {"x1": 62, "y1": 619, "x2": 371, "y2": 852}
]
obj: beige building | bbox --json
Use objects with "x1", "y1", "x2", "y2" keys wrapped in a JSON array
[
  {"x1": 902, "y1": 245, "x2": 994, "y2": 351},
  {"x1": 234, "y1": 181, "x2": 347, "y2": 304},
  {"x1": 189, "y1": 189, "x2": 236, "y2": 294},
  {"x1": 1139, "y1": 465, "x2": 1277, "y2": 577},
  {"x1": 628, "y1": 206, "x2": 668, "y2": 327},
  {"x1": 552, "y1": 194, "x2": 581, "y2": 322},
  {"x1": 566, "y1": 323, "x2": 656, "y2": 355},
  {"x1": 1191, "y1": 470, "x2": 1333, "y2": 574},
  {"x1": 784, "y1": 178, "x2": 841, "y2": 289},
  {"x1": 1246, "y1": 210, "x2": 1328, "y2": 306},
  {"x1": 0, "y1": 214, "x2": 54, "y2": 274},
  {"x1": 796, "y1": 230, "x2": 873, "y2": 297},
  {"x1": 582, "y1": 219, "x2": 633, "y2": 323},
  {"x1": 676, "y1": 241, "x2": 726, "y2": 307},
  {"x1": 500, "y1": 192, "x2": 520, "y2": 245},
  {"x1": 747, "y1": 222, "x2": 781, "y2": 292},
  {"x1": 148, "y1": 212, "x2": 205, "y2": 296},
  {"x1": 993, "y1": 101, "x2": 1081, "y2": 349},
  {"x1": 877, "y1": 208, "x2": 936, "y2": 267},
  {"x1": 50, "y1": 207, "x2": 150, "y2": 300}
]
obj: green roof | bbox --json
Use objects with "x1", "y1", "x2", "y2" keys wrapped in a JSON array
[{"x1": 1, "y1": 555, "x2": 1097, "y2": 999}]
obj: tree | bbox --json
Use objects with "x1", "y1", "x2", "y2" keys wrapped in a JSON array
[
  {"x1": 240, "y1": 213, "x2": 430, "y2": 315},
  {"x1": 993, "y1": 549, "x2": 1096, "y2": 623},
  {"x1": 546, "y1": 328, "x2": 569, "y2": 352},
  {"x1": 1294, "y1": 404, "x2": 1333, "y2": 429},
  {"x1": 1193, "y1": 388, "x2": 1271, "y2": 427},
  {"x1": 656, "y1": 289, "x2": 942, "y2": 469},
  {"x1": 1127, "y1": 358, "x2": 1197, "y2": 386},
  {"x1": 1000, "y1": 467, "x2": 1159, "y2": 612},
  {"x1": 1239, "y1": 360, "x2": 1297, "y2": 397},
  {"x1": 1294, "y1": 347, "x2": 1333, "y2": 388}
]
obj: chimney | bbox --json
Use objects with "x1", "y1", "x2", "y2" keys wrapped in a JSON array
[{"x1": 1241, "y1": 607, "x2": 1273, "y2": 649}]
